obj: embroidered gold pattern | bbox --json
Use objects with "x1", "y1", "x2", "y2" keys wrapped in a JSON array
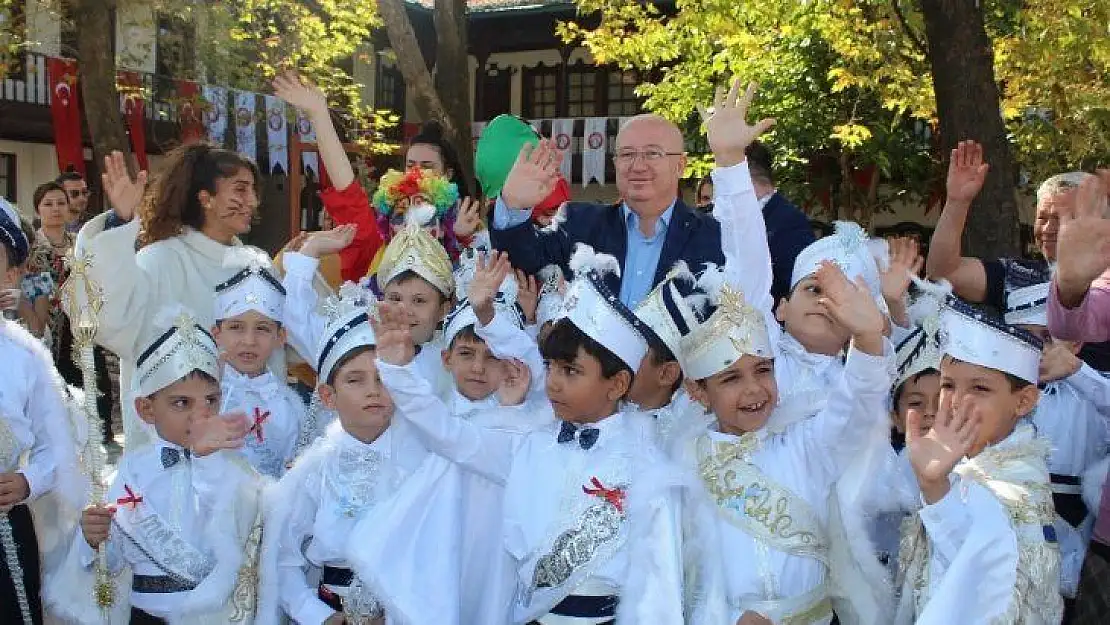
[
  {"x1": 897, "y1": 428, "x2": 1062, "y2": 624},
  {"x1": 698, "y1": 435, "x2": 826, "y2": 560},
  {"x1": 228, "y1": 519, "x2": 262, "y2": 621}
]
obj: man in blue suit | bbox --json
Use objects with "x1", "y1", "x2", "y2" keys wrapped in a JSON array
[{"x1": 488, "y1": 115, "x2": 724, "y2": 308}]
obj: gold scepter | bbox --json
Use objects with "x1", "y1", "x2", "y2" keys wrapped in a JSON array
[{"x1": 60, "y1": 249, "x2": 115, "y2": 617}]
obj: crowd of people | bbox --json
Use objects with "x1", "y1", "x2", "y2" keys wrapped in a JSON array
[{"x1": 0, "y1": 72, "x2": 1108, "y2": 625}]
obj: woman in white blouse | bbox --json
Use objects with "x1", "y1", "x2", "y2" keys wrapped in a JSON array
[{"x1": 73, "y1": 146, "x2": 275, "y2": 449}]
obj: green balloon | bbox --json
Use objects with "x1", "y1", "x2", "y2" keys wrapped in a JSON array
[{"x1": 475, "y1": 114, "x2": 541, "y2": 198}]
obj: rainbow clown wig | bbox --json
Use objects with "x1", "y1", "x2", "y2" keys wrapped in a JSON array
[{"x1": 372, "y1": 166, "x2": 460, "y2": 227}]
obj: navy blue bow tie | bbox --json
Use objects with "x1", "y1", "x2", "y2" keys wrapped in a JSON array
[
  {"x1": 557, "y1": 421, "x2": 600, "y2": 450},
  {"x1": 161, "y1": 447, "x2": 192, "y2": 469}
]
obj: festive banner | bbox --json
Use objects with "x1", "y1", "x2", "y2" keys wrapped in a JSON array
[
  {"x1": 551, "y1": 118, "x2": 574, "y2": 182},
  {"x1": 263, "y1": 96, "x2": 288, "y2": 175},
  {"x1": 175, "y1": 79, "x2": 205, "y2": 145},
  {"x1": 203, "y1": 85, "x2": 228, "y2": 146},
  {"x1": 295, "y1": 110, "x2": 320, "y2": 182},
  {"x1": 233, "y1": 90, "x2": 257, "y2": 162},
  {"x1": 583, "y1": 117, "x2": 608, "y2": 188},
  {"x1": 118, "y1": 71, "x2": 148, "y2": 171},
  {"x1": 46, "y1": 57, "x2": 84, "y2": 175}
]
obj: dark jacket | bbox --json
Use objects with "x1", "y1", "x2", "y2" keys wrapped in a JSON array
[
  {"x1": 762, "y1": 192, "x2": 815, "y2": 303},
  {"x1": 489, "y1": 199, "x2": 724, "y2": 295}
]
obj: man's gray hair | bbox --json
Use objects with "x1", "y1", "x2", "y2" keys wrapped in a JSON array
[{"x1": 1036, "y1": 171, "x2": 1093, "y2": 205}]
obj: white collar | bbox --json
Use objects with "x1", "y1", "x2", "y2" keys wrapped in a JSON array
[
  {"x1": 451, "y1": 390, "x2": 499, "y2": 416},
  {"x1": 337, "y1": 424, "x2": 392, "y2": 458},
  {"x1": 779, "y1": 332, "x2": 841, "y2": 366}
]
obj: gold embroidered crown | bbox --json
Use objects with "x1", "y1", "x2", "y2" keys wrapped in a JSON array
[
  {"x1": 376, "y1": 223, "x2": 454, "y2": 296},
  {"x1": 680, "y1": 283, "x2": 773, "y2": 382}
]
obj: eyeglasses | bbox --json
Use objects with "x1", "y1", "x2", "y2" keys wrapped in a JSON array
[
  {"x1": 68, "y1": 189, "x2": 89, "y2": 198},
  {"x1": 613, "y1": 149, "x2": 684, "y2": 166}
]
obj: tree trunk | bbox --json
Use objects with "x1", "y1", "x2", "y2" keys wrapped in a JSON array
[
  {"x1": 920, "y1": 0, "x2": 1020, "y2": 259},
  {"x1": 434, "y1": 0, "x2": 474, "y2": 192},
  {"x1": 377, "y1": 0, "x2": 474, "y2": 192},
  {"x1": 73, "y1": 0, "x2": 132, "y2": 173}
]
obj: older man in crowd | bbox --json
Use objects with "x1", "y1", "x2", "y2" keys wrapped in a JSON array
[
  {"x1": 488, "y1": 114, "x2": 724, "y2": 308},
  {"x1": 926, "y1": 140, "x2": 1110, "y2": 370},
  {"x1": 1046, "y1": 171, "x2": 1110, "y2": 625}
]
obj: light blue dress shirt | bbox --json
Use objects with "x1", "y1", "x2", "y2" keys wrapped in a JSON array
[{"x1": 492, "y1": 197, "x2": 674, "y2": 308}]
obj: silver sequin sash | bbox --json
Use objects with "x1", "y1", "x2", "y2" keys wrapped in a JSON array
[
  {"x1": 531, "y1": 502, "x2": 626, "y2": 590},
  {"x1": 114, "y1": 504, "x2": 215, "y2": 587}
]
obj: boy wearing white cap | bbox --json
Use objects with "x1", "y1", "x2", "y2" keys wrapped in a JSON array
[
  {"x1": 258, "y1": 283, "x2": 463, "y2": 625},
  {"x1": 896, "y1": 299, "x2": 1062, "y2": 624},
  {"x1": 373, "y1": 244, "x2": 684, "y2": 625},
  {"x1": 60, "y1": 310, "x2": 261, "y2": 625},
  {"x1": 1003, "y1": 281, "x2": 1110, "y2": 600},
  {"x1": 213, "y1": 249, "x2": 310, "y2": 477}
]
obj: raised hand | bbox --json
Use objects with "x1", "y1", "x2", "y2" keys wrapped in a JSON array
[
  {"x1": 272, "y1": 71, "x2": 329, "y2": 118},
  {"x1": 814, "y1": 261, "x2": 885, "y2": 353},
  {"x1": 102, "y1": 150, "x2": 148, "y2": 222},
  {"x1": 515, "y1": 270, "x2": 540, "y2": 325},
  {"x1": 500, "y1": 141, "x2": 563, "y2": 211},
  {"x1": 1039, "y1": 339, "x2": 1082, "y2": 383},
  {"x1": 907, "y1": 393, "x2": 980, "y2": 504},
  {"x1": 468, "y1": 251, "x2": 513, "y2": 325},
  {"x1": 453, "y1": 197, "x2": 483, "y2": 239},
  {"x1": 497, "y1": 358, "x2": 532, "y2": 407},
  {"x1": 1055, "y1": 175, "x2": 1110, "y2": 306},
  {"x1": 300, "y1": 224, "x2": 357, "y2": 258},
  {"x1": 371, "y1": 301, "x2": 416, "y2": 366},
  {"x1": 881, "y1": 237, "x2": 923, "y2": 303},
  {"x1": 281, "y1": 231, "x2": 309, "y2": 255},
  {"x1": 698, "y1": 79, "x2": 776, "y2": 168},
  {"x1": 945, "y1": 140, "x2": 990, "y2": 205},
  {"x1": 80, "y1": 504, "x2": 116, "y2": 548},
  {"x1": 187, "y1": 410, "x2": 249, "y2": 457}
]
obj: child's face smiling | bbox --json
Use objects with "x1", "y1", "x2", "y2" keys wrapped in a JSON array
[
  {"x1": 690, "y1": 354, "x2": 779, "y2": 435},
  {"x1": 442, "y1": 334, "x2": 506, "y2": 401},
  {"x1": 545, "y1": 347, "x2": 630, "y2": 424},
  {"x1": 776, "y1": 276, "x2": 852, "y2": 356},
  {"x1": 320, "y1": 350, "x2": 394, "y2": 443},
  {"x1": 213, "y1": 310, "x2": 286, "y2": 377},
  {"x1": 939, "y1": 356, "x2": 1039, "y2": 457},
  {"x1": 135, "y1": 373, "x2": 221, "y2": 448},
  {"x1": 383, "y1": 277, "x2": 451, "y2": 345}
]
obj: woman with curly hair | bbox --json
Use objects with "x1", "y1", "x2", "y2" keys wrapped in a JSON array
[{"x1": 72, "y1": 145, "x2": 273, "y2": 448}]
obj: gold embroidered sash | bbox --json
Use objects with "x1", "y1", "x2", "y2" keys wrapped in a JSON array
[{"x1": 697, "y1": 434, "x2": 828, "y2": 563}]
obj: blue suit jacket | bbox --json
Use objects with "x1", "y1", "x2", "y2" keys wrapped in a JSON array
[
  {"x1": 489, "y1": 199, "x2": 724, "y2": 295},
  {"x1": 762, "y1": 192, "x2": 815, "y2": 303}
]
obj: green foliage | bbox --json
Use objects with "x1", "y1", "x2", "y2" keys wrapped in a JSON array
[
  {"x1": 561, "y1": 0, "x2": 936, "y2": 223},
  {"x1": 563, "y1": 0, "x2": 1108, "y2": 221},
  {"x1": 200, "y1": 0, "x2": 397, "y2": 154}
]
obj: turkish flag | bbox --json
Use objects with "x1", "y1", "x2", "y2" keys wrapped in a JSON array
[
  {"x1": 118, "y1": 71, "x2": 148, "y2": 170},
  {"x1": 46, "y1": 57, "x2": 85, "y2": 175},
  {"x1": 176, "y1": 79, "x2": 205, "y2": 145}
]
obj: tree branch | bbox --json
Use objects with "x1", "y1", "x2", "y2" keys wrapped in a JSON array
[
  {"x1": 891, "y1": 0, "x2": 929, "y2": 57},
  {"x1": 376, "y1": 0, "x2": 453, "y2": 135}
]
